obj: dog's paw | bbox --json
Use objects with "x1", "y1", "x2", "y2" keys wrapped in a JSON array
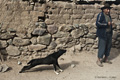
[
  {"x1": 54, "y1": 71, "x2": 60, "y2": 75},
  {"x1": 59, "y1": 69, "x2": 63, "y2": 72},
  {"x1": 19, "y1": 70, "x2": 23, "y2": 73}
]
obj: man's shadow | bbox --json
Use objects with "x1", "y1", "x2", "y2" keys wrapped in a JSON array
[{"x1": 109, "y1": 48, "x2": 120, "y2": 60}]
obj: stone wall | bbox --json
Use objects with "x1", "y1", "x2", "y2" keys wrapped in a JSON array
[{"x1": 0, "y1": 0, "x2": 120, "y2": 60}]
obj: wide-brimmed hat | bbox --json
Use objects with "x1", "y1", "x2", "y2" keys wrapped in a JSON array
[{"x1": 101, "y1": 3, "x2": 113, "y2": 10}]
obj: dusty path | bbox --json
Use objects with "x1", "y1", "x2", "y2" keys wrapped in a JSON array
[{"x1": 0, "y1": 48, "x2": 120, "y2": 80}]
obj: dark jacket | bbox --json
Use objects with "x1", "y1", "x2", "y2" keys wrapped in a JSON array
[{"x1": 96, "y1": 12, "x2": 113, "y2": 39}]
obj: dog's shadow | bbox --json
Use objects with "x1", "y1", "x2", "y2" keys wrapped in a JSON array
[{"x1": 26, "y1": 61, "x2": 79, "y2": 73}]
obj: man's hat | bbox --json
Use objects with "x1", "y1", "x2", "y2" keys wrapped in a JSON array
[{"x1": 101, "y1": 3, "x2": 113, "y2": 10}]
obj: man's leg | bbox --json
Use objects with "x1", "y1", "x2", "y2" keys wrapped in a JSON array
[
  {"x1": 97, "y1": 37, "x2": 106, "y2": 67},
  {"x1": 103, "y1": 34, "x2": 112, "y2": 64}
]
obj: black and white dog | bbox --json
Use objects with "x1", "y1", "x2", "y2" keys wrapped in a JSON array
[{"x1": 19, "y1": 49, "x2": 66, "y2": 74}]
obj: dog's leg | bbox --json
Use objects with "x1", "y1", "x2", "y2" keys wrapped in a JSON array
[
  {"x1": 53, "y1": 63, "x2": 59, "y2": 75},
  {"x1": 56, "y1": 61, "x2": 63, "y2": 72},
  {"x1": 19, "y1": 65, "x2": 35, "y2": 73}
]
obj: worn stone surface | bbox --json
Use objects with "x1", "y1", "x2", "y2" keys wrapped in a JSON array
[
  {"x1": 6, "y1": 45, "x2": 20, "y2": 56},
  {"x1": 30, "y1": 37, "x2": 37, "y2": 45},
  {"x1": 84, "y1": 33, "x2": 96, "y2": 39},
  {"x1": 39, "y1": 22, "x2": 47, "y2": 28},
  {"x1": 112, "y1": 31, "x2": 118, "y2": 40},
  {"x1": 37, "y1": 34, "x2": 52, "y2": 45},
  {"x1": 0, "y1": 33, "x2": 15, "y2": 40},
  {"x1": 13, "y1": 37, "x2": 30, "y2": 46},
  {"x1": 59, "y1": 24, "x2": 74, "y2": 32},
  {"x1": 48, "y1": 41, "x2": 57, "y2": 50},
  {"x1": 86, "y1": 38, "x2": 94, "y2": 44},
  {"x1": 71, "y1": 29, "x2": 84, "y2": 39},
  {"x1": 32, "y1": 28, "x2": 46, "y2": 36},
  {"x1": 0, "y1": 40, "x2": 7, "y2": 49},
  {"x1": 47, "y1": 25, "x2": 58, "y2": 34},
  {"x1": 28, "y1": 44, "x2": 46, "y2": 51},
  {"x1": 53, "y1": 32, "x2": 70, "y2": 38}
]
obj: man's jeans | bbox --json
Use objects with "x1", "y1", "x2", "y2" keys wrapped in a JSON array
[{"x1": 98, "y1": 33, "x2": 112, "y2": 59}]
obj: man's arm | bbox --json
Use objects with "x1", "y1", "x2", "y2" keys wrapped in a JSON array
[{"x1": 96, "y1": 13, "x2": 108, "y2": 28}]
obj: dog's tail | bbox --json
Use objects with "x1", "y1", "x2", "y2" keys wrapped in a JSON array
[{"x1": 27, "y1": 59, "x2": 34, "y2": 64}]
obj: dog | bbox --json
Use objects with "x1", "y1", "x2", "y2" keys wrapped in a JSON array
[{"x1": 19, "y1": 49, "x2": 66, "y2": 74}]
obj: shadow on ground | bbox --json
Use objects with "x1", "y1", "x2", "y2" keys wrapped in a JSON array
[{"x1": 109, "y1": 48, "x2": 120, "y2": 60}]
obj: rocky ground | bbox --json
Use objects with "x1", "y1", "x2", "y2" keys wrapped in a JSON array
[{"x1": 0, "y1": 48, "x2": 120, "y2": 80}]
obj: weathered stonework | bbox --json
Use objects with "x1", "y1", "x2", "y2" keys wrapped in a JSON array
[{"x1": 0, "y1": 0, "x2": 120, "y2": 60}]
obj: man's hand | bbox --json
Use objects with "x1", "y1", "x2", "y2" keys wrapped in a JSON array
[{"x1": 108, "y1": 22, "x2": 112, "y2": 26}]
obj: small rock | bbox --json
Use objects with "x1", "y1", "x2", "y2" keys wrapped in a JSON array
[
  {"x1": 71, "y1": 64, "x2": 76, "y2": 68},
  {"x1": 1, "y1": 64, "x2": 9, "y2": 72},
  {"x1": 18, "y1": 61, "x2": 22, "y2": 65}
]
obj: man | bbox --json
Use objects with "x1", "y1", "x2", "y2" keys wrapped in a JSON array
[{"x1": 96, "y1": 3, "x2": 114, "y2": 67}]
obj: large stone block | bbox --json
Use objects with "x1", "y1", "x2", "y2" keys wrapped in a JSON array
[
  {"x1": 25, "y1": 5, "x2": 33, "y2": 11},
  {"x1": 77, "y1": 5, "x2": 84, "y2": 9},
  {"x1": 73, "y1": 19, "x2": 80, "y2": 24},
  {"x1": 63, "y1": 14, "x2": 70, "y2": 20},
  {"x1": 85, "y1": 9, "x2": 95, "y2": 13},
  {"x1": 52, "y1": 9, "x2": 60, "y2": 14},
  {"x1": 111, "y1": 14, "x2": 119, "y2": 19},
  {"x1": 71, "y1": 14, "x2": 82, "y2": 19},
  {"x1": 28, "y1": 44, "x2": 46, "y2": 51},
  {"x1": 21, "y1": 11, "x2": 29, "y2": 16},
  {"x1": 71, "y1": 29, "x2": 84, "y2": 39},
  {"x1": 30, "y1": 11, "x2": 44, "y2": 17},
  {"x1": 13, "y1": 37, "x2": 30, "y2": 46},
  {"x1": 47, "y1": 25, "x2": 58, "y2": 34},
  {"x1": 82, "y1": 13, "x2": 94, "y2": 19},
  {"x1": 0, "y1": 40, "x2": 7, "y2": 49},
  {"x1": 64, "y1": 4, "x2": 73, "y2": 9},
  {"x1": 60, "y1": 9, "x2": 73, "y2": 14},
  {"x1": 45, "y1": 19, "x2": 54, "y2": 25},
  {"x1": 0, "y1": 33, "x2": 15, "y2": 40},
  {"x1": 112, "y1": 31, "x2": 118, "y2": 40},
  {"x1": 73, "y1": 9, "x2": 85, "y2": 14},
  {"x1": 6, "y1": 45, "x2": 20, "y2": 56},
  {"x1": 113, "y1": 5, "x2": 120, "y2": 10},
  {"x1": 59, "y1": 24, "x2": 74, "y2": 32},
  {"x1": 32, "y1": 28, "x2": 46, "y2": 36},
  {"x1": 86, "y1": 38, "x2": 94, "y2": 44},
  {"x1": 53, "y1": 32, "x2": 70, "y2": 38},
  {"x1": 37, "y1": 34, "x2": 52, "y2": 45},
  {"x1": 48, "y1": 41, "x2": 57, "y2": 50},
  {"x1": 34, "y1": 7, "x2": 46, "y2": 12},
  {"x1": 49, "y1": 15, "x2": 58, "y2": 20},
  {"x1": 83, "y1": 5, "x2": 95, "y2": 9},
  {"x1": 66, "y1": 19, "x2": 73, "y2": 25},
  {"x1": 56, "y1": 37, "x2": 68, "y2": 44}
]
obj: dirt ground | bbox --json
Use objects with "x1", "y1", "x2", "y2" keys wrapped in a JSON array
[{"x1": 0, "y1": 48, "x2": 120, "y2": 80}]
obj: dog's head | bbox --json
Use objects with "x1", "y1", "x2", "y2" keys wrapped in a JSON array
[
  {"x1": 59, "y1": 49, "x2": 66, "y2": 54},
  {"x1": 55, "y1": 49, "x2": 66, "y2": 58}
]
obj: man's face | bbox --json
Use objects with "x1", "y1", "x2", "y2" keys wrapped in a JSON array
[{"x1": 103, "y1": 8, "x2": 110, "y2": 15}]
